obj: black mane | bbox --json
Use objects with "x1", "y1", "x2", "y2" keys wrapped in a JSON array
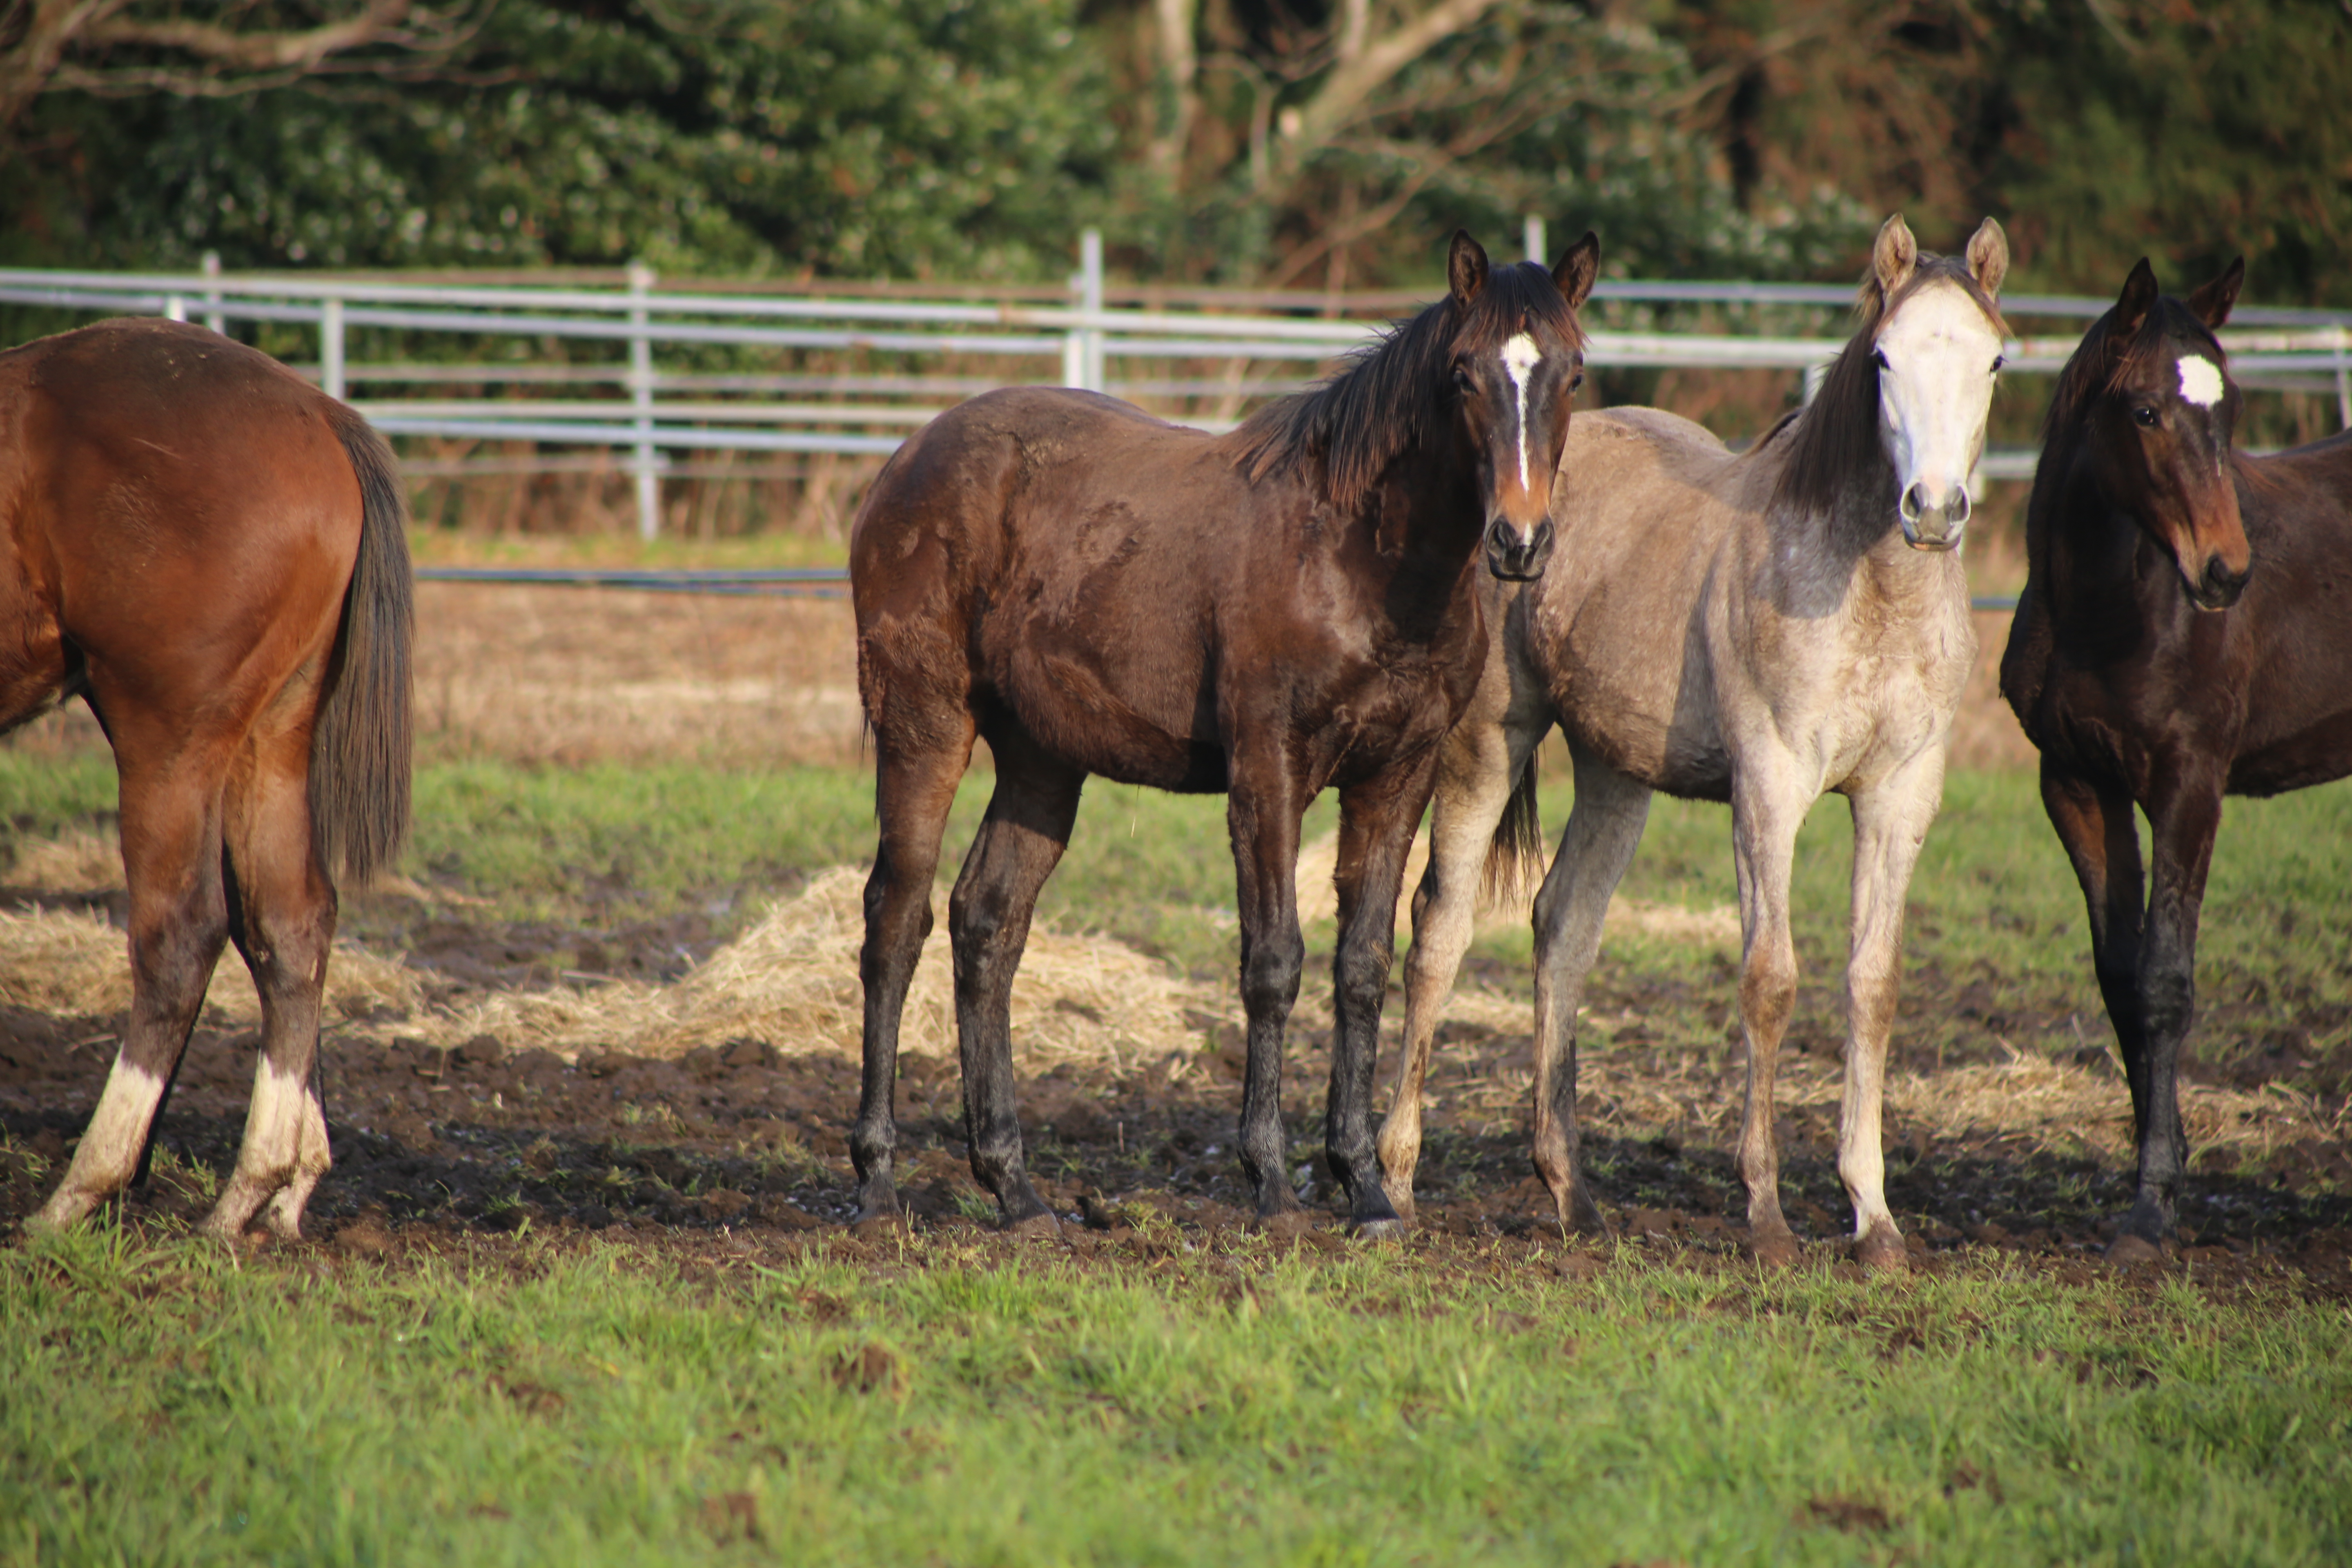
[{"x1": 1234, "y1": 261, "x2": 1581, "y2": 516}]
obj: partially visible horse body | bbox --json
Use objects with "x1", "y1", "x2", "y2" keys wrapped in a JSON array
[
  {"x1": 1379, "y1": 216, "x2": 2011, "y2": 1268},
  {"x1": 850, "y1": 231, "x2": 1599, "y2": 1235},
  {"x1": 2000, "y1": 259, "x2": 2352, "y2": 1258},
  {"x1": 4, "y1": 318, "x2": 413, "y2": 1242}
]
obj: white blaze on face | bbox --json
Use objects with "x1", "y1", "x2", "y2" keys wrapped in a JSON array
[
  {"x1": 1500, "y1": 332, "x2": 1541, "y2": 490},
  {"x1": 1873, "y1": 279, "x2": 2005, "y2": 522},
  {"x1": 2177, "y1": 354, "x2": 2225, "y2": 408}
]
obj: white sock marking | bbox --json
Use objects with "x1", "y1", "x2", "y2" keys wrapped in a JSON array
[
  {"x1": 2178, "y1": 354, "x2": 2224, "y2": 407},
  {"x1": 1500, "y1": 332, "x2": 1540, "y2": 489}
]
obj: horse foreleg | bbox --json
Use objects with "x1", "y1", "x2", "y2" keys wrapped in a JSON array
[
  {"x1": 1730, "y1": 764, "x2": 1807, "y2": 1269},
  {"x1": 1840, "y1": 755, "x2": 1946, "y2": 1272},
  {"x1": 2040, "y1": 763, "x2": 2150, "y2": 1107},
  {"x1": 1377, "y1": 719, "x2": 1531, "y2": 1218},
  {"x1": 1327, "y1": 757, "x2": 1439, "y2": 1236},
  {"x1": 852, "y1": 725, "x2": 976, "y2": 1225},
  {"x1": 1227, "y1": 764, "x2": 1310, "y2": 1228},
  {"x1": 948, "y1": 735, "x2": 1083, "y2": 1237},
  {"x1": 1528, "y1": 745, "x2": 1650, "y2": 1241},
  {"x1": 205, "y1": 726, "x2": 339, "y2": 1243},
  {"x1": 2120, "y1": 770, "x2": 2225, "y2": 1251},
  {"x1": 31, "y1": 750, "x2": 229, "y2": 1232}
]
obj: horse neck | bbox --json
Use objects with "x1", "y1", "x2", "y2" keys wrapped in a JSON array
[
  {"x1": 2027, "y1": 429, "x2": 2146, "y2": 613},
  {"x1": 1355, "y1": 430, "x2": 1489, "y2": 588},
  {"x1": 1760, "y1": 419, "x2": 1940, "y2": 603}
]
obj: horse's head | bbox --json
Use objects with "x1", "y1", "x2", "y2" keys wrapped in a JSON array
[
  {"x1": 2079, "y1": 256, "x2": 2251, "y2": 610},
  {"x1": 1865, "y1": 214, "x2": 2011, "y2": 551},
  {"x1": 1443, "y1": 227, "x2": 1599, "y2": 581}
]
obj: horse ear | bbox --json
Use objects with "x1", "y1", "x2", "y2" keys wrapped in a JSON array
[
  {"x1": 1965, "y1": 217, "x2": 2009, "y2": 298},
  {"x1": 1448, "y1": 230, "x2": 1489, "y2": 309},
  {"x1": 1872, "y1": 214, "x2": 1918, "y2": 300},
  {"x1": 2186, "y1": 256, "x2": 2245, "y2": 329},
  {"x1": 2111, "y1": 257, "x2": 2159, "y2": 345},
  {"x1": 1552, "y1": 230, "x2": 1600, "y2": 311}
]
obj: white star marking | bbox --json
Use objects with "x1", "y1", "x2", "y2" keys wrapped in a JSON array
[{"x1": 2178, "y1": 354, "x2": 2225, "y2": 408}]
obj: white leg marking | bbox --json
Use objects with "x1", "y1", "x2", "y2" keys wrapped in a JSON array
[
  {"x1": 1500, "y1": 332, "x2": 1541, "y2": 491},
  {"x1": 2177, "y1": 354, "x2": 2224, "y2": 407}
]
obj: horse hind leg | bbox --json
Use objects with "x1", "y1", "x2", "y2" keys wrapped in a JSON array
[
  {"x1": 1840, "y1": 757, "x2": 1947, "y2": 1272},
  {"x1": 30, "y1": 744, "x2": 231, "y2": 1232},
  {"x1": 203, "y1": 719, "x2": 340, "y2": 1243},
  {"x1": 851, "y1": 720, "x2": 978, "y2": 1225},
  {"x1": 1528, "y1": 746, "x2": 1652, "y2": 1241},
  {"x1": 947, "y1": 728, "x2": 1083, "y2": 1236}
]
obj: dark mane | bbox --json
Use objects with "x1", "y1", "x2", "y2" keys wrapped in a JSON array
[
  {"x1": 2042, "y1": 294, "x2": 2224, "y2": 448},
  {"x1": 1233, "y1": 261, "x2": 1582, "y2": 515},
  {"x1": 1765, "y1": 252, "x2": 2007, "y2": 519}
]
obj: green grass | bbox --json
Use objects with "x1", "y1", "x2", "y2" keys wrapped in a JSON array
[{"x1": 3, "y1": 1225, "x2": 2348, "y2": 1568}]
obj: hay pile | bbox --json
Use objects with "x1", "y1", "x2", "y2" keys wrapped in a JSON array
[
  {"x1": 0, "y1": 905, "x2": 423, "y2": 1024},
  {"x1": 5, "y1": 826, "x2": 123, "y2": 893},
  {"x1": 435, "y1": 866, "x2": 1223, "y2": 1066}
]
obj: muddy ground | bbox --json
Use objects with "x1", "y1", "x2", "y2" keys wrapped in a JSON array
[{"x1": 1, "y1": 892, "x2": 2345, "y2": 1296}]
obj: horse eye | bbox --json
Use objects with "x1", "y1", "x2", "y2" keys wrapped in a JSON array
[
  {"x1": 1991, "y1": 356, "x2": 2005, "y2": 374},
  {"x1": 1568, "y1": 372, "x2": 1584, "y2": 393},
  {"x1": 1452, "y1": 367, "x2": 1474, "y2": 392},
  {"x1": 1871, "y1": 349, "x2": 1890, "y2": 372},
  {"x1": 2132, "y1": 405, "x2": 2160, "y2": 428}
]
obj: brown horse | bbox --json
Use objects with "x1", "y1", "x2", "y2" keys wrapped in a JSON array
[
  {"x1": 849, "y1": 230, "x2": 1600, "y2": 1236},
  {"x1": 2000, "y1": 258, "x2": 2352, "y2": 1260},
  {"x1": 4, "y1": 317, "x2": 413, "y2": 1242}
]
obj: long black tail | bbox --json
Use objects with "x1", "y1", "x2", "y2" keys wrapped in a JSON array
[
  {"x1": 312, "y1": 406, "x2": 414, "y2": 884},
  {"x1": 1479, "y1": 749, "x2": 1544, "y2": 909}
]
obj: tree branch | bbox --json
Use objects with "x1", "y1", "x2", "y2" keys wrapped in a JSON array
[{"x1": 85, "y1": 0, "x2": 410, "y2": 69}]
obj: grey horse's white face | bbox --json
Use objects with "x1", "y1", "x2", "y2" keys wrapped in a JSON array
[{"x1": 1873, "y1": 278, "x2": 2007, "y2": 551}]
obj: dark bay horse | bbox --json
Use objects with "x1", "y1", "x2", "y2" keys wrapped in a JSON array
[
  {"x1": 4, "y1": 317, "x2": 413, "y2": 1242},
  {"x1": 2000, "y1": 258, "x2": 2352, "y2": 1259},
  {"x1": 850, "y1": 229, "x2": 1600, "y2": 1236},
  {"x1": 1378, "y1": 216, "x2": 2012, "y2": 1269}
]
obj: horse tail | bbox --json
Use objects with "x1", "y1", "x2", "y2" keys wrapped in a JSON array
[
  {"x1": 1479, "y1": 749, "x2": 1544, "y2": 909},
  {"x1": 311, "y1": 405, "x2": 415, "y2": 885}
]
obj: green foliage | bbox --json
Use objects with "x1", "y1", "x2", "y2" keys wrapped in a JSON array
[
  {"x1": 6, "y1": 0, "x2": 1115, "y2": 279},
  {"x1": 1983, "y1": 0, "x2": 2352, "y2": 305},
  {"x1": 2, "y1": 1228, "x2": 2348, "y2": 1565}
]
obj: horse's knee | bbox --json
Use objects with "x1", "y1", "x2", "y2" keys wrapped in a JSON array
[
  {"x1": 1333, "y1": 939, "x2": 1389, "y2": 1024},
  {"x1": 1739, "y1": 946, "x2": 1797, "y2": 1042},
  {"x1": 1241, "y1": 930, "x2": 1304, "y2": 1016}
]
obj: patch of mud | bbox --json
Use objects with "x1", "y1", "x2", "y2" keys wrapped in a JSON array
[{"x1": 1, "y1": 1005, "x2": 2345, "y2": 1296}]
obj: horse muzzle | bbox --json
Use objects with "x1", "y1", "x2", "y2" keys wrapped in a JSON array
[
  {"x1": 1486, "y1": 518, "x2": 1555, "y2": 581},
  {"x1": 2187, "y1": 551, "x2": 2251, "y2": 612},
  {"x1": 1898, "y1": 481, "x2": 1970, "y2": 552}
]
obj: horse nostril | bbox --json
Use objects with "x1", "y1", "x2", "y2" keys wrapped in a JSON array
[
  {"x1": 1949, "y1": 489, "x2": 1972, "y2": 525},
  {"x1": 1902, "y1": 482, "x2": 1929, "y2": 520}
]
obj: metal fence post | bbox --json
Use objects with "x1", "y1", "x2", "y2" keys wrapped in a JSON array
[
  {"x1": 1523, "y1": 215, "x2": 1546, "y2": 265},
  {"x1": 1080, "y1": 228, "x2": 1105, "y2": 394},
  {"x1": 201, "y1": 251, "x2": 223, "y2": 334},
  {"x1": 164, "y1": 293, "x2": 186, "y2": 322},
  {"x1": 629, "y1": 261, "x2": 660, "y2": 541},
  {"x1": 321, "y1": 296, "x2": 346, "y2": 401}
]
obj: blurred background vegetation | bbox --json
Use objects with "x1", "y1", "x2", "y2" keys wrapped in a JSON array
[{"x1": 3, "y1": 0, "x2": 2344, "y2": 301}]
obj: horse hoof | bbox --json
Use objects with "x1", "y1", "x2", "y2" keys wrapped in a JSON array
[
  {"x1": 1747, "y1": 1229, "x2": 1800, "y2": 1270},
  {"x1": 1853, "y1": 1230, "x2": 1909, "y2": 1274},
  {"x1": 2105, "y1": 1232, "x2": 2166, "y2": 1266},
  {"x1": 1353, "y1": 1215, "x2": 1408, "y2": 1243},
  {"x1": 1003, "y1": 1210, "x2": 1064, "y2": 1241}
]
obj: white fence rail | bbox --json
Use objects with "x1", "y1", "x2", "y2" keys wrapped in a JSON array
[{"x1": 5, "y1": 232, "x2": 2349, "y2": 539}]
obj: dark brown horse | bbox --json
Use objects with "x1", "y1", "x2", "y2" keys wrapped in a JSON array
[
  {"x1": 850, "y1": 230, "x2": 1600, "y2": 1236},
  {"x1": 2000, "y1": 258, "x2": 2352, "y2": 1258},
  {"x1": 4, "y1": 317, "x2": 413, "y2": 1242}
]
